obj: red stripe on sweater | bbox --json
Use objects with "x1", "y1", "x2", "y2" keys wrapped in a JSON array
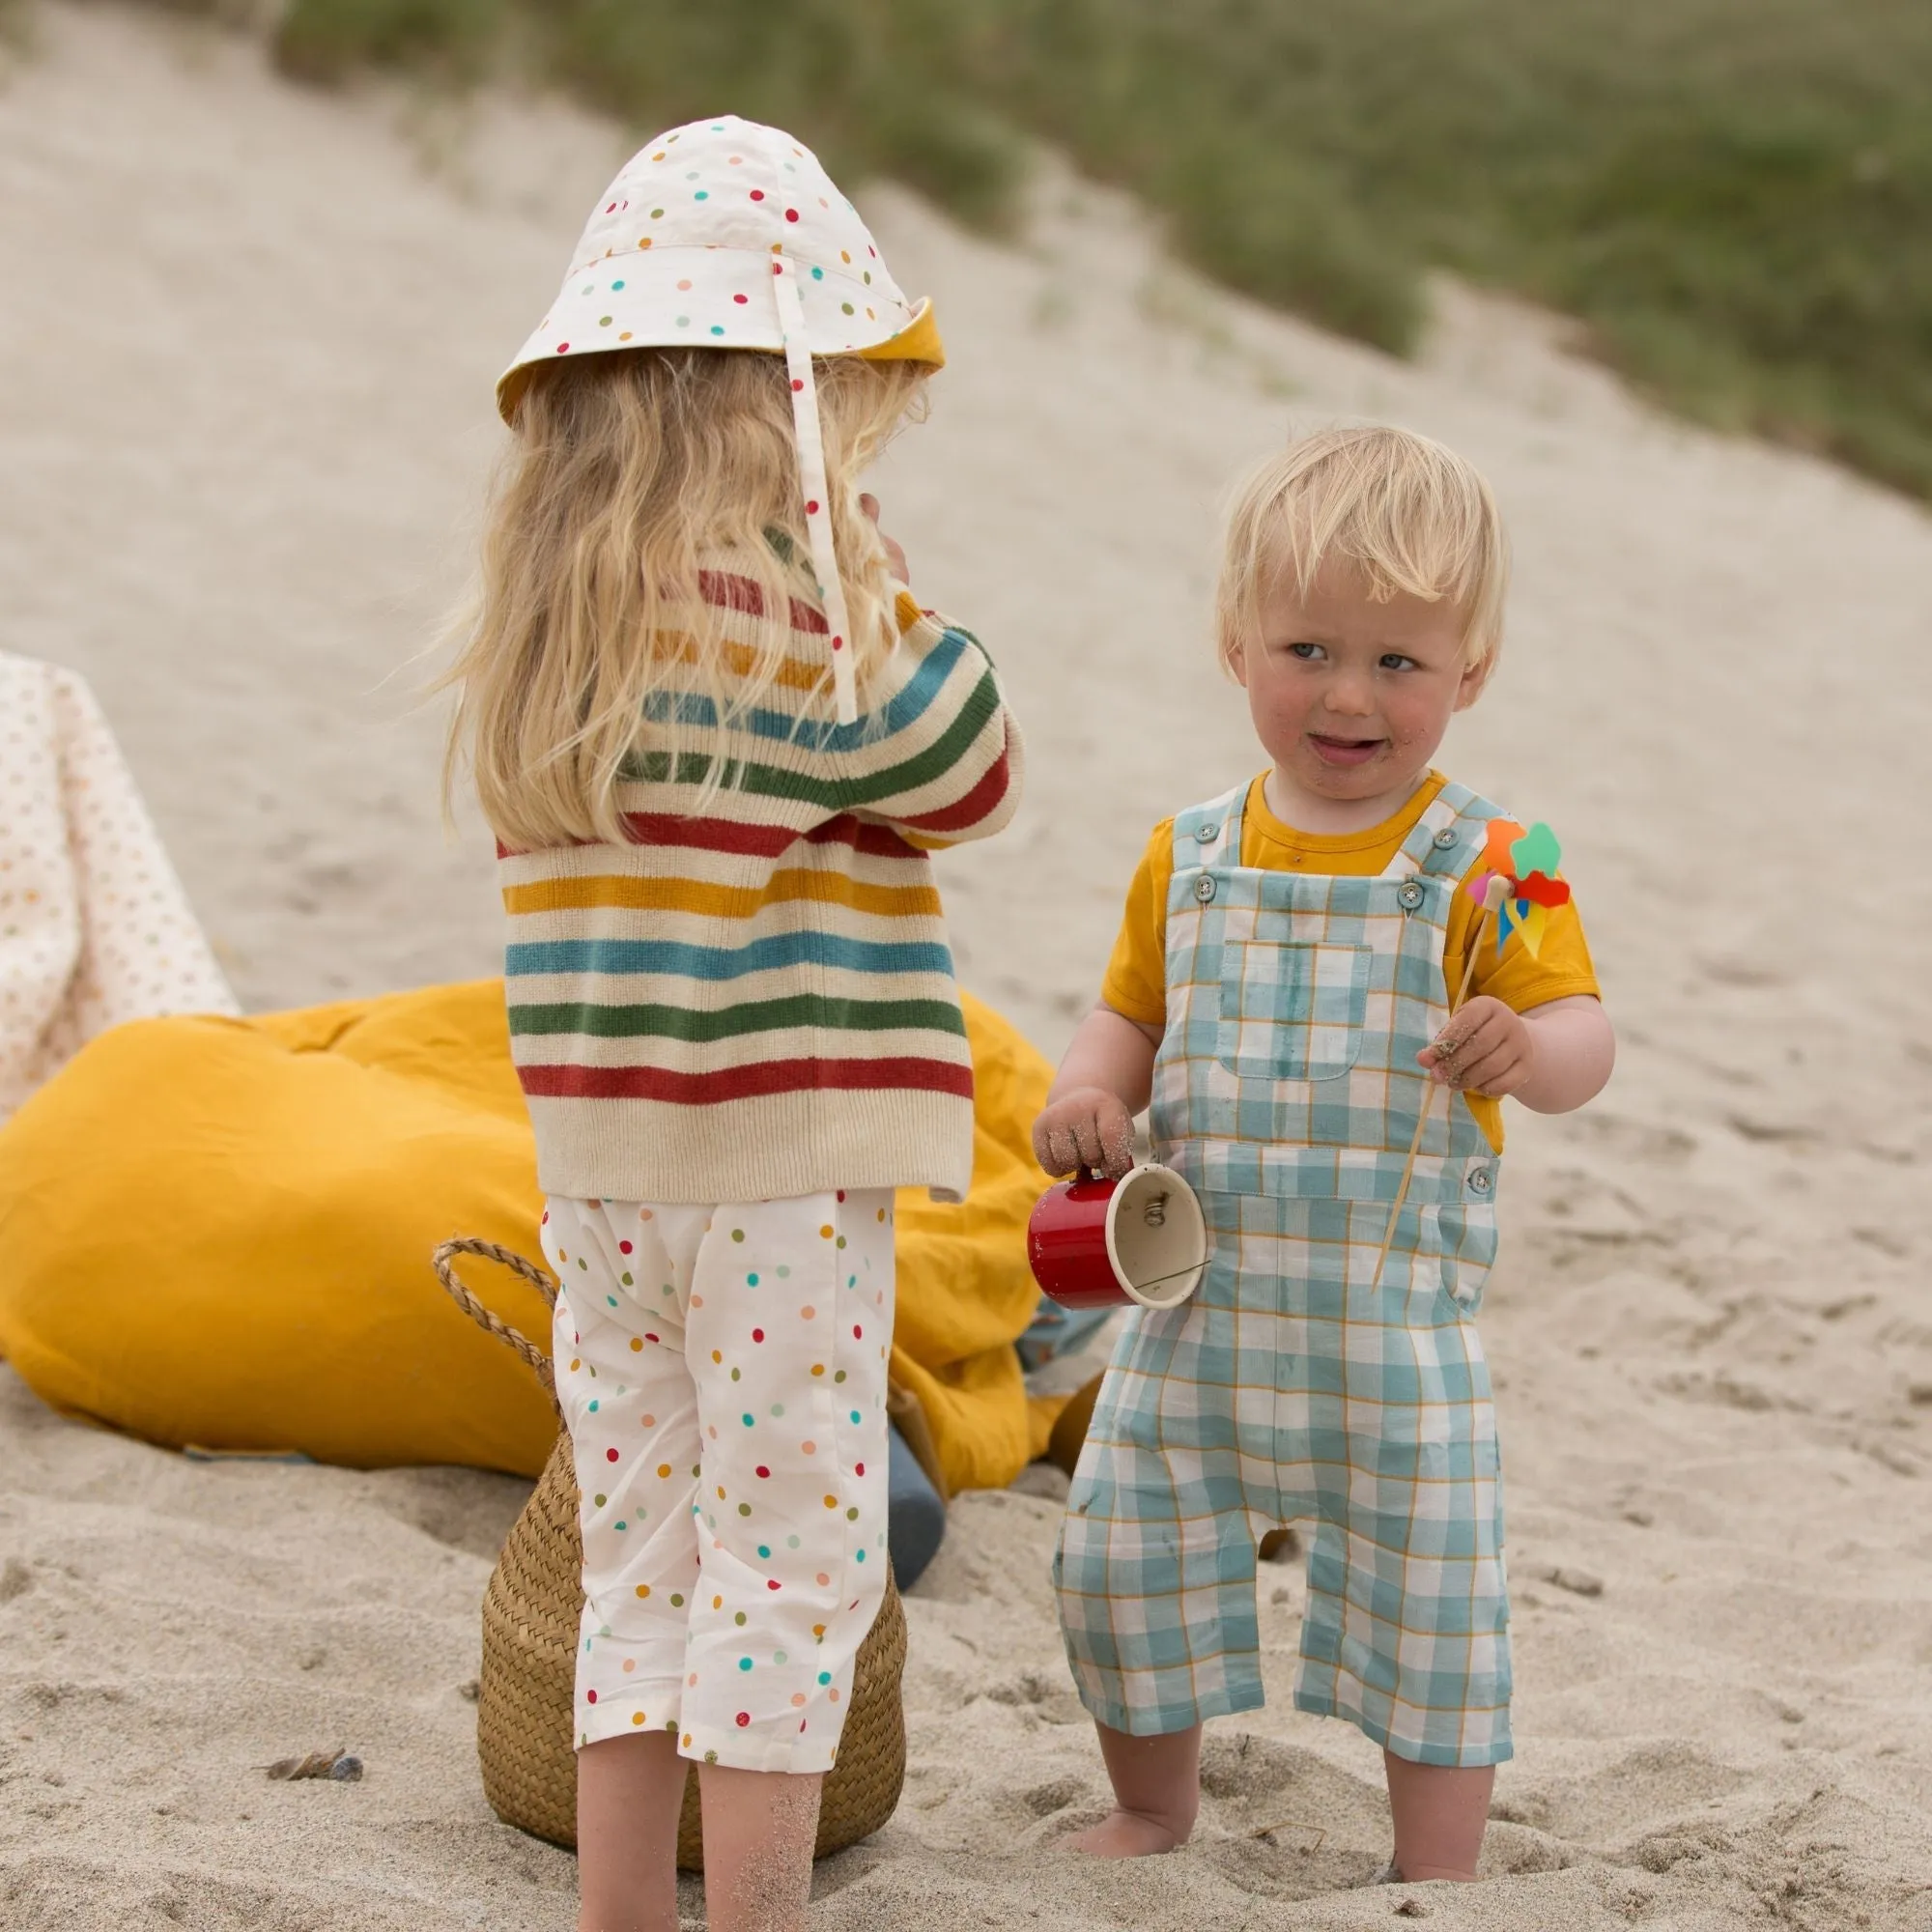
[
  {"x1": 518, "y1": 1055, "x2": 975, "y2": 1103},
  {"x1": 611, "y1": 812, "x2": 918, "y2": 858},
  {"x1": 889, "y1": 741, "x2": 1013, "y2": 835},
  {"x1": 610, "y1": 812, "x2": 795, "y2": 858},
  {"x1": 805, "y1": 817, "x2": 922, "y2": 859},
  {"x1": 697, "y1": 568, "x2": 829, "y2": 636},
  {"x1": 501, "y1": 813, "x2": 922, "y2": 863}
]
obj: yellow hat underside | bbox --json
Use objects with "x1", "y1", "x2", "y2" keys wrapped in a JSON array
[{"x1": 856, "y1": 296, "x2": 945, "y2": 369}]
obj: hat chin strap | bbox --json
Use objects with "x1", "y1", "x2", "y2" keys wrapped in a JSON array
[{"x1": 772, "y1": 259, "x2": 859, "y2": 725}]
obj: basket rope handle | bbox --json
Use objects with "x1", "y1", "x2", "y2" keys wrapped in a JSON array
[{"x1": 433, "y1": 1236, "x2": 562, "y2": 1421}]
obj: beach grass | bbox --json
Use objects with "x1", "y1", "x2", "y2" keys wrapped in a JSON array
[{"x1": 198, "y1": 0, "x2": 1932, "y2": 497}]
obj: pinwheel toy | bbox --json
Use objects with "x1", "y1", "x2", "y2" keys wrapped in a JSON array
[
  {"x1": 1465, "y1": 817, "x2": 1571, "y2": 969},
  {"x1": 1370, "y1": 819, "x2": 1566, "y2": 1289}
]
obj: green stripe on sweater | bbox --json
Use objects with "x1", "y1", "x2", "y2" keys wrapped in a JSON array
[{"x1": 507, "y1": 993, "x2": 970, "y2": 1044}]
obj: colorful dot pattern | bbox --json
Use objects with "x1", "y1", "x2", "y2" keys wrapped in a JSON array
[
  {"x1": 0, "y1": 655, "x2": 240, "y2": 1123},
  {"x1": 544, "y1": 1185, "x2": 895, "y2": 1772}
]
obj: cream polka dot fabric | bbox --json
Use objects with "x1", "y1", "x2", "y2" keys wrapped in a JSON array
[
  {"x1": 543, "y1": 1186, "x2": 893, "y2": 1773},
  {"x1": 496, "y1": 114, "x2": 937, "y2": 412},
  {"x1": 0, "y1": 653, "x2": 239, "y2": 1122}
]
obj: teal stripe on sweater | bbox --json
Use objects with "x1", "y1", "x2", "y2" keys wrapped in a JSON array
[
  {"x1": 506, "y1": 933, "x2": 955, "y2": 982},
  {"x1": 640, "y1": 621, "x2": 973, "y2": 753}
]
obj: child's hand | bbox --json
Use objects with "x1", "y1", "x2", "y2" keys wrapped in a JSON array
[
  {"x1": 1417, "y1": 996, "x2": 1536, "y2": 1098},
  {"x1": 1033, "y1": 1088, "x2": 1138, "y2": 1179},
  {"x1": 859, "y1": 493, "x2": 909, "y2": 584}
]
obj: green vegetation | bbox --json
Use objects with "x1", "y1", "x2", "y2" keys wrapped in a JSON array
[
  {"x1": 277, "y1": 0, "x2": 502, "y2": 85},
  {"x1": 225, "y1": 0, "x2": 1932, "y2": 494}
]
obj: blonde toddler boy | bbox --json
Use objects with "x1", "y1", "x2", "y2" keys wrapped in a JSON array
[{"x1": 1035, "y1": 426, "x2": 1614, "y2": 1883}]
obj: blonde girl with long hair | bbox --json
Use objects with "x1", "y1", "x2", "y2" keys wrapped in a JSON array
[{"x1": 444, "y1": 118, "x2": 1021, "y2": 1932}]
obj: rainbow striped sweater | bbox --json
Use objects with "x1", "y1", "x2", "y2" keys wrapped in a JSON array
[{"x1": 499, "y1": 580, "x2": 1023, "y2": 1206}]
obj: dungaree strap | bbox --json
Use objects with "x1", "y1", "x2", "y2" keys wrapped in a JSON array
[
  {"x1": 1170, "y1": 782, "x2": 1250, "y2": 872},
  {"x1": 1386, "y1": 781, "x2": 1509, "y2": 881}
]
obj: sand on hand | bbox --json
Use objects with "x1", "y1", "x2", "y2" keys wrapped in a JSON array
[{"x1": 1, "y1": 8, "x2": 1929, "y2": 1928}]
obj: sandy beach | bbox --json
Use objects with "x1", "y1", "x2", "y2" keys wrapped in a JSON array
[{"x1": 3, "y1": 8, "x2": 1932, "y2": 1926}]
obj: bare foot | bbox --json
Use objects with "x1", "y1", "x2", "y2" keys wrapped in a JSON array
[
  {"x1": 1073, "y1": 1719, "x2": 1201, "y2": 1858},
  {"x1": 1065, "y1": 1807, "x2": 1190, "y2": 1857},
  {"x1": 1383, "y1": 1751, "x2": 1492, "y2": 1887}
]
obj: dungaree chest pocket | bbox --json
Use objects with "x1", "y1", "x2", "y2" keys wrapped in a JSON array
[{"x1": 1215, "y1": 935, "x2": 1371, "y2": 1083}]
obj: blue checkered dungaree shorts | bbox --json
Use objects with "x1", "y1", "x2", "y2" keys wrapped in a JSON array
[{"x1": 1054, "y1": 779, "x2": 1516, "y2": 1767}]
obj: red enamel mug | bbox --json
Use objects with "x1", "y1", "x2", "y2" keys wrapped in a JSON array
[{"x1": 1027, "y1": 1162, "x2": 1208, "y2": 1311}]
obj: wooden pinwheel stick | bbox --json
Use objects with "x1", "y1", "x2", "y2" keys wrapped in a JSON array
[{"x1": 1370, "y1": 874, "x2": 1509, "y2": 1293}]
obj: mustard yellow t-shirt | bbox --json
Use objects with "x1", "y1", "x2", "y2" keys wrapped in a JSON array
[{"x1": 1100, "y1": 773, "x2": 1600, "y2": 1152}]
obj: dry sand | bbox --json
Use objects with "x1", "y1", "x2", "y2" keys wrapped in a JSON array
[{"x1": 4, "y1": 7, "x2": 1932, "y2": 1926}]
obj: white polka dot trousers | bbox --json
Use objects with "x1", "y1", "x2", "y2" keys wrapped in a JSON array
[{"x1": 542, "y1": 1189, "x2": 895, "y2": 1774}]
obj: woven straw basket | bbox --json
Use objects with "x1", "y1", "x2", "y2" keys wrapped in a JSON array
[{"x1": 435, "y1": 1238, "x2": 908, "y2": 1869}]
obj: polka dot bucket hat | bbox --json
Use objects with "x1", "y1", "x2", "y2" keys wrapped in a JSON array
[{"x1": 497, "y1": 115, "x2": 945, "y2": 723}]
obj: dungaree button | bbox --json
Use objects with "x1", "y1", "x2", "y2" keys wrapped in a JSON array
[
  {"x1": 1397, "y1": 881, "x2": 1425, "y2": 911},
  {"x1": 1432, "y1": 828, "x2": 1460, "y2": 850},
  {"x1": 1194, "y1": 822, "x2": 1220, "y2": 843},
  {"x1": 1194, "y1": 874, "x2": 1217, "y2": 904},
  {"x1": 1468, "y1": 1167, "x2": 1493, "y2": 1195}
]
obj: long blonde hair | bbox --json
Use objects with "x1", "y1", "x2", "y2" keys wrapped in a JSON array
[
  {"x1": 442, "y1": 347, "x2": 928, "y2": 850},
  {"x1": 1216, "y1": 424, "x2": 1510, "y2": 676}
]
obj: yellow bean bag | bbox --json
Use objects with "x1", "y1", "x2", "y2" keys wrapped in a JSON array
[{"x1": 0, "y1": 981, "x2": 1050, "y2": 1494}]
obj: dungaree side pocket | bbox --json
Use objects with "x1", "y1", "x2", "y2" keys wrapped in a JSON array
[
  {"x1": 1215, "y1": 935, "x2": 1371, "y2": 1084},
  {"x1": 1422, "y1": 1201, "x2": 1502, "y2": 1319}
]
